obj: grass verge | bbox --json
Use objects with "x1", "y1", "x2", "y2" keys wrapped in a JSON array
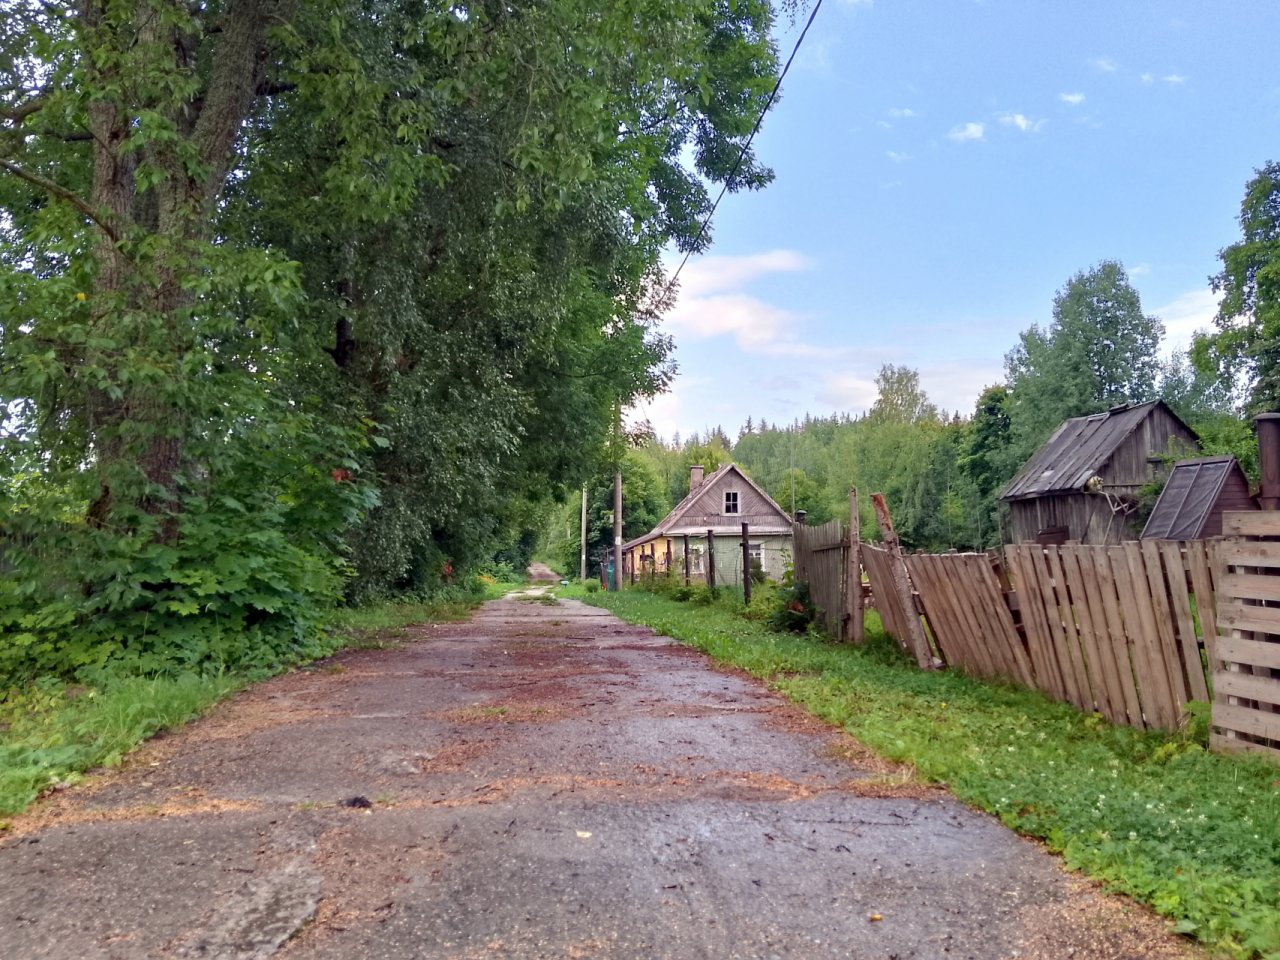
[
  {"x1": 0, "y1": 588, "x2": 503, "y2": 819},
  {"x1": 584, "y1": 588, "x2": 1280, "y2": 960}
]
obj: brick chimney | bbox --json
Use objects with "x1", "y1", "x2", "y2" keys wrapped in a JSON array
[
  {"x1": 689, "y1": 465, "x2": 705, "y2": 492},
  {"x1": 1257, "y1": 414, "x2": 1280, "y2": 509}
]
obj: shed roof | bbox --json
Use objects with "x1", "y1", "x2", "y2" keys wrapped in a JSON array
[
  {"x1": 1000, "y1": 400, "x2": 1193, "y2": 502},
  {"x1": 1140, "y1": 456, "x2": 1247, "y2": 540},
  {"x1": 622, "y1": 463, "x2": 793, "y2": 551}
]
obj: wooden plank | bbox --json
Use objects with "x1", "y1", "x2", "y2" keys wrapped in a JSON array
[
  {"x1": 1031, "y1": 546, "x2": 1085, "y2": 710},
  {"x1": 1214, "y1": 671, "x2": 1280, "y2": 705},
  {"x1": 1095, "y1": 547, "x2": 1146, "y2": 727},
  {"x1": 1140, "y1": 539, "x2": 1192, "y2": 713},
  {"x1": 939, "y1": 556, "x2": 1001, "y2": 679},
  {"x1": 848, "y1": 490, "x2": 864, "y2": 644},
  {"x1": 1222, "y1": 512, "x2": 1280, "y2": 537},
  {"x1": 1219, "y1": 540, "x2": 1280, "y2": 568},
  {"x1": 1159, "y1": 540, "x2": 1210, "y2": 702},
  {"x1": 907, "y1": 557, "x2": 971, "y2": 673},
  {"x1": 1120, "y1": 541, "x2": 1177, "y2": 729},
  {"x1": 1210, "y1": 732, "x2": 1280, "y2": 757},
  {"x1": 1059, "y1": 546, "x2": 1119, "y2": 722},
  {"x1": 1005, "y1": 545, "x2": 1063, "y2": 701},
  {"x1": 1218, "y1": 601, "x2": 1280, "y2": 638},
  {"x1": 1219, "y1": 571, "x2": 1280, "y2": 604},
  {"x1": 957, "y1": 552, "x2": 1013, "y2": 680},
  {"x1": 872, "y1": 494, "x2": 936, "y2": 670},
  {"x1": 1213, "y1": 703, "x2": 1280, "y2": 741},
  {"x1": 1215, "y1": 635, "x2": 1280, "y2": 671},
  {"x1": 1186, "y1": 541, "x2": 1218, "y2": 668},
  {"x1": 1044, "y1": 545, "x2": 1094, "y2": 712},
  {"x1": 968, "y1": 554, "x2": 1036, "y2": 686}
]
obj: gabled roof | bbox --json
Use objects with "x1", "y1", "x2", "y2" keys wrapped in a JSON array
[
  {"x1": 622, "y1": 463, "x2": 793, "y2": 551},
  {"x1": 1141, "y1": 456, "x2": 1249, "y2": 540},
  {"x1": 1001, "y1": 400, "x2": 1195, "y2": 501}
]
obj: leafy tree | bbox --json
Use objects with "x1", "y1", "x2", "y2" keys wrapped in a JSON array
[
  {"x1": 1199, "y1": 161, "x2": 1280, "y2": 412},
  {"x1": 1004, "y1": 260, "x2": 1163, "y2": 466},
  {"x1": 867, "y1": 365, "x2": 939, "y2": 425}
]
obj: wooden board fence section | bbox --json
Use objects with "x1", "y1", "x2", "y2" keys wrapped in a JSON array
[
  {"x1": 1212, "y1": 512, "x2": 1280, "y2": 756},
  {"x1": 1003, "y1": 542, "x2": 1214, "y2": 730},
  {"x1": 902, "y1": 553, "x2": 1033, "y2": 686},
  {"x1": 792, "y1": 519, "x2": 847, "y2": 639},
  {"x1": 861, "y1": 542, "x2": 923, "y2": 659}
]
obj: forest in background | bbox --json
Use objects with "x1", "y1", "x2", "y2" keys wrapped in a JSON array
[{"x1": 552, "y1": 162, "x2": 1280, "y2": 571}]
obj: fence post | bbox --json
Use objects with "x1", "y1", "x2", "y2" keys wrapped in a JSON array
[
  {"x1": 871, "y1": 493, "x2": 936, "y2": 670},
  {"x1": 847, "y1": 488, "x2": 864, "y2": 644},
  {"x1": 706, "y1": 529, "x2": 716, "y2": 589},
  {"x1": 665, "y1": 542, "x2": 672, "y2": 579},
  {"x1": 741, "y1": 521, "x2": 752, "y2": 605},
  {"x1": 683, "y1": 534, "x2": 690, "y2": 585}
]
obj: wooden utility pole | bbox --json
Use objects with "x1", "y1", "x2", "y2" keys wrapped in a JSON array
[
  {"x1": 613, "y1": 469, "x2": 623, "y2": 591},
  {"x1": 579, "y1": 485, "x2": 588, "y2": 581},
  {"x1": 847, "y1": 488, "x2": 864, "y2": 644},
  {"x1": 741, "y1": 521, "x2": 752, "y2": 605},
  {"x1": 683, "y1": 534, "x2": 690, "y2": 585},
  {"x1": 871, "y1": 492, "x2": 935, "y2": 669},
  {"x1": 706, "y1": 529, "x2": 716, "y2": 589}
]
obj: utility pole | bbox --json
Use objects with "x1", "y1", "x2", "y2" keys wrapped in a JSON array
[
  {"x1": 613, "y1": 469, "x2": 623, "y2": 590},
  {"x1": 579, "y1": 485, "x2": 588, "y2": 581}
]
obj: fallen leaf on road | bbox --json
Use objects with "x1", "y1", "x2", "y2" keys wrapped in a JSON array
[{"x1": 576, "y1": 830, "x2": 592, "y2": 839}]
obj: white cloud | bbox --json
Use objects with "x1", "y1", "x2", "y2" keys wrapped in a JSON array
[
  {"x1": 920, "y1": 361, "x2": 1006, "y2": 415},
  {"x1": 1140, "y1": 73, "x2": 1154, "y2": 84},
  {"x1": 1154, "y1": 288, "x2": 1221, "y2": 356},
  {"x1": 1089, "y1": 56, "x2": 1118, "y2": 73},
  {"x1": 875, "y1": 119, "x2": 892, "y2": 129},
  {"x1": 887, "y1": 107, "x2": 916, "y2": 119},
  {"x1": 999, "y1": 112, "x2": 1045, "y2": 133},
  {"x1": 663, "y1": 250, "x2": 832, "y2": 358},
  {"x1": 885, "y1": 150, "x2": 911, "y2": 163},
  {"x1": 1129, "y1": 263, "x2": 1153, "y2": 276},
  {"x1": 817, "y1": 372, "x2": 879, "y2": 412},
  {"x1": 1163, "y1": 73, "x2": 1187, "y2": 86},
  {"x1": 1059, "y1": 92, "x2": 1086, "y2": 106},
  {"x1": 947, "y1": 121, "x2": 985, "y2": 142}
]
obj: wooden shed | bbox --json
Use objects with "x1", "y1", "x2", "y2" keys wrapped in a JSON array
[
  {"x1": 1140, "y1": 456, "x2": 1256, "y2": 540},
  {"x1": 1000, "y1": 400, "x2": 1199, "y2": 545}
]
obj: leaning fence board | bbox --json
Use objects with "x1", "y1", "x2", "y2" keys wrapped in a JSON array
[
  {"x1": 1005, "y1": 545, "x2": 1066, "y2": 702},
  {"x1": 1060, "y1": 546, "x2": 1121, "y2": 723},
  {"x1": 1141, "y1": 539, "x2": 1193, "y2": 713},
  {"x1": 1094, "y1": 547, "x2": 1147, "y2": 728},
  {"x1": 1044, "y1": 545, "x2": 1094, "y2": 712},
  {"x1": 1160, "y1": 540, "x2": 1210, "y2": 702}
]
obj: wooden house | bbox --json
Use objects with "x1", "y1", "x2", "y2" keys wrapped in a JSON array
[
  {"x1": 1000, "y1": 400, "x2": 1199, "y2": 545},
  {"x1": 1140, "y1": 456, "x2": 1256, "y2": 540},
  {"x1": 622, "y1": 464, "x2": 794, "y2": 584}
]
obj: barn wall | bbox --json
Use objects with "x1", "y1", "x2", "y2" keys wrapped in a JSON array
[
  {"x1": 1099, "y1": 405, "x2": 1199, "y2": 487},
  {"x1": 1007, "y1": 492, "x2": 1139, "y2": 545},
  {"x1": 1204, "y1": 469, "x2": 1257, "y2": 537}
]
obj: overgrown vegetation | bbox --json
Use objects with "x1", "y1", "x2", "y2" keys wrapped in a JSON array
[{"x1": 584, "y1": 586, "x2": 1280, "y2": 959}]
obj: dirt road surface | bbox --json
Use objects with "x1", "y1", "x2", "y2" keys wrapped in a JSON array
[{"x1": 0, "y1": 590, "x2": 1197, "y2": 959}]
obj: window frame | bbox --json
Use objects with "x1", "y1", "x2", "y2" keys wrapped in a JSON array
[{"x1": 723, "y1": 490, "x2": 740, "y2": 515}]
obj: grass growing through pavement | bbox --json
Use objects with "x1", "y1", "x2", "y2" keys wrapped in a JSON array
[
  {"x1": 0, "y1": 590, "x2": 506, "y2": 819},
  {"x1": 584, "y1": 588, "x2": 1280, "y2": 960}
]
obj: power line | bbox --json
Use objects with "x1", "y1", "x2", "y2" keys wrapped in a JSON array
[{"x1": 663, "y1": 0, "x2": 825, "y2": 298}]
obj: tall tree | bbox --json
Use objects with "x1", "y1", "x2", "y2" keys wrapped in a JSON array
[
  {"x1": 1199, "y1": 161, "x2": 1280, "y2": 412},
  {"x1": 1004, "y1": 260, "x2": 1163, "y2": 465}
]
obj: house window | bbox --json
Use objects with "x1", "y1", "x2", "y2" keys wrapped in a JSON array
[
  {"x1": 749, "y1": 542, "x2": 762, "y2": 563},
  {"x1": 724, "y1": 491, "x2": 739, "y2": 514}
]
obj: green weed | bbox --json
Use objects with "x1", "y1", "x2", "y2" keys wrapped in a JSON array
[{"x1": 585, "y1": 589, "x2": 1280, "y2": 960}]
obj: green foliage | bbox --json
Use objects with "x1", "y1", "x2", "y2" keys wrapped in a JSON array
[
  {"x1": 1201, "y1": 161, "x2": 1280, "y2": 413},
  {"x1": 587, "y1": 589, "x2": 1280, "y2": 960},
  {"x1": 1005, "y1": 260, "x2": 1163, "y2": 469},
  {"x1": 0, "y1": 673, "x2": 243, "y2": 816}
]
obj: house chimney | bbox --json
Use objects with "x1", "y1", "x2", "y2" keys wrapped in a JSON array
[
  {"x1": 795, "y1": 509, "x2": 808, "y2": 524},
  {"x1": 689, "y1": 465, "x2": 705, "y2": 492},
  {"x1": 1256, "y1": 414, "x2": 1280, "y2": 509}
]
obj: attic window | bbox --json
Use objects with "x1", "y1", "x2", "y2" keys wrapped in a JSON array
[{"x1": 724, "y1": 491, "x2": 739, "y2": 514}]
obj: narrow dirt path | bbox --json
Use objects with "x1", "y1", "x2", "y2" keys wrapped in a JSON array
[{"x1": 0, "y1": 591, "x2": 1198, "y2": 959}]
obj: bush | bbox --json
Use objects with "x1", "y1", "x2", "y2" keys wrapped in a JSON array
[
  {"x1": 768, "y1": 564, "x2": 818, "y2": 633},
  {"x1": 583, "y1": 578, "x2": 600, "y2": 594}
]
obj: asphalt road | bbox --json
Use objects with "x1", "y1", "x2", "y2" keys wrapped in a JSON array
[{"x1": 0, "y1": 590, "x2": 1197, "y2": 959}]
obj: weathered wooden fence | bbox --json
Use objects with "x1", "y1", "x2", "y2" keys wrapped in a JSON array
[
  {"x1": 1213, "y1": 512, "x2": 1280, "y2": 755},
  {"x1": 861, "y1": 537, "x2": 1221, "y2": 732},
  {"x1": 792, "y1": 518, "x2": 848, "y2": 638}
]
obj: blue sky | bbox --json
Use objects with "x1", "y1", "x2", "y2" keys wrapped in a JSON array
[{"x1": 637, "y1": 0, "x2": 1280, "y2": 440}]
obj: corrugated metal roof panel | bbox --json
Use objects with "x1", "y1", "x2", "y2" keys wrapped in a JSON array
[{"x1": 1001, "y1": 401, "x2": 1168, "y2": 500}]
